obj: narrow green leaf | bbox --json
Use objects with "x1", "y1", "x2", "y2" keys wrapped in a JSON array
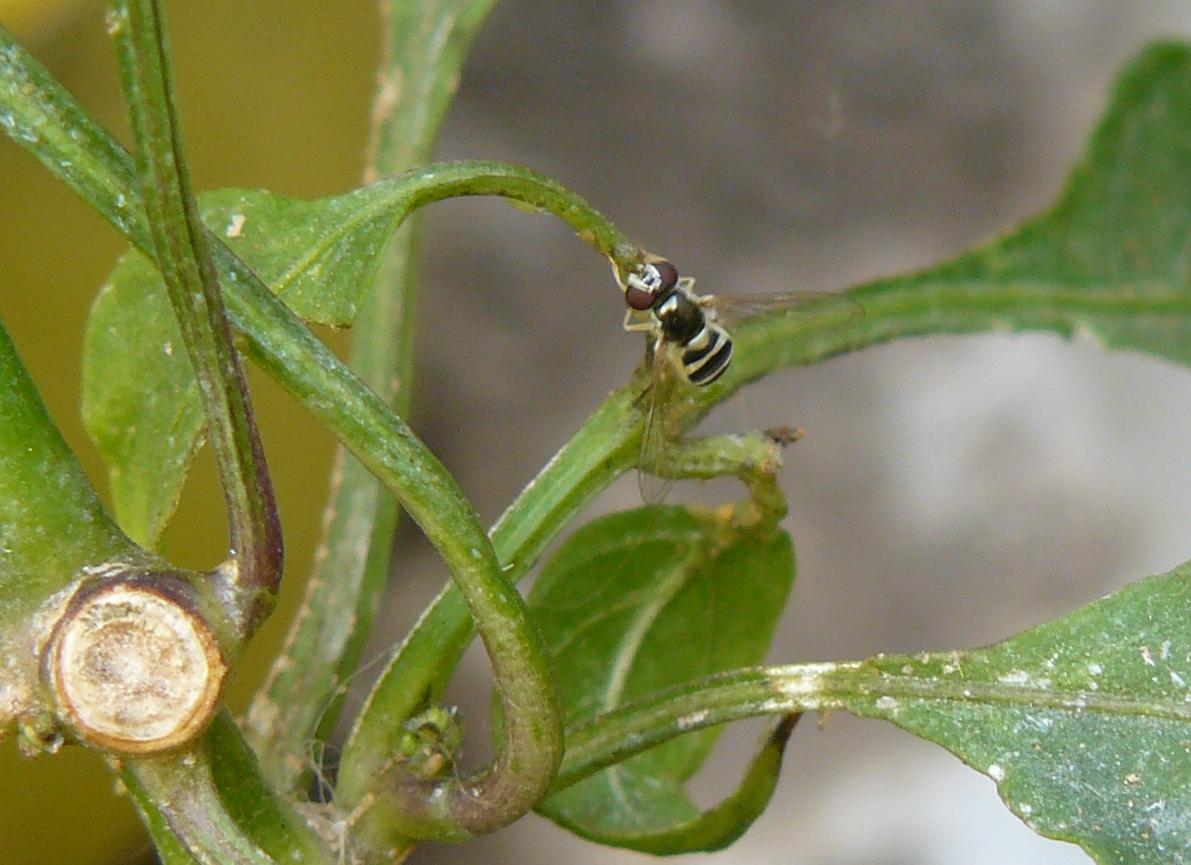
[
  {"x1": 110, "y1": 0, "x2": 281, "y2": 634},
  {"x1": 530, "y1": 506, "x2": 794, "y2": 850},
  {"x1": 842, "y1": 562, "x2": 1191, "y2": 865},
  {"x1": 615, "y1": 714, "x2": 799, "y2": 856}
]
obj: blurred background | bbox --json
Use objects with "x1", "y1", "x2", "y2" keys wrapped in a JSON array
[{"x1": 2, "y1": 1, "x2": 1191, "y2": 863}]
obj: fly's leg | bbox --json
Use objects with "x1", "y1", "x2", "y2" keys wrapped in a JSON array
[
  {"x1": 641, "y1": 429, "x2": 796, "y2": 533},
  {"x1": 623, "y1": 307, "x2": 656, "y2": 333}
]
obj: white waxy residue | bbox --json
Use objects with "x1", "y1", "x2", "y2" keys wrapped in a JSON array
[
  {"x1": 677, "y1": 709, "x2": 709, "y2": 730},
  {"x1": 225, "y1": 212, "x2": 247, "y2": 238},
  {"x1": 998, "y1": 670, "x2": 1030, "y2": 686}
]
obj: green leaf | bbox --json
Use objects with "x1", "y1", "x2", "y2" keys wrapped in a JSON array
[
  {"x1": 80, "y1": 183, "x2": 438, "y2": 547},
  {"x1": 80, "y1": 180, "x2": 395, "y2": 547},
  {"x1": 200, "y1": 187, "x2": 399, "y2": 328},
  {"x1": 82, "y1": 251, "x2": 202, "y2": 548},
  {"x1": 531, "y1": 506, "x2": 794, "y2": 852},
  {"x1": 723, "y1": 41, "x2": 1191, "y2": 393},
  {"x1": 841, "y1": 562, "x2": 1191, "y2": 865},
  {"x1": 556, "y1": 563, "x2": 1191, "y2": 863},
  {"x1": 815, "y1": 42, "x2": 1191, "y2": 376}
]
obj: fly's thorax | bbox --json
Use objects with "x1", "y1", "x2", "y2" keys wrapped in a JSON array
[{"x1": 653, "y1": 286, "x2": 706, "y2": 344}]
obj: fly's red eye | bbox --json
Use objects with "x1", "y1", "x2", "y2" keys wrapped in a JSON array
[
  {"x1": 625, "y1": 282, "x2": 656, "y2": 310},
  {"x1": 652, "y1": 260, "x2": 679, "y2": 291}
]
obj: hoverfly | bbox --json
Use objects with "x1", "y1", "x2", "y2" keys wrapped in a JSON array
[{"x1": 622, "y1": 258, "x2": 862, "y2": 503}]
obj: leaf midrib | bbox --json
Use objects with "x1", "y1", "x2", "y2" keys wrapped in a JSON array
[
  {"x1": 808, "y1": 665, "x2": 1191, "y2": 722},
  {"x1": 250, "y1": 186, "x2": 405, "y2": 305},
  {"x1": 603, "y1": 546, "x2": 705, "y2": 712}
]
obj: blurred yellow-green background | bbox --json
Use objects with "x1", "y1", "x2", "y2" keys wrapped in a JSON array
[{"x1": 4, "y1": 2, "x2": 1191, "y2": 864}]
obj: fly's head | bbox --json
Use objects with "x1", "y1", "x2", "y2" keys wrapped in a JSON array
[{"x1": 624, "y1": 259, "x2": 679, "y2": 312}]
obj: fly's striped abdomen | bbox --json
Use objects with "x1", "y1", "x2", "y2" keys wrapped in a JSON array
[{"x1": 682, "y1": 323, "x2": 733, "y2": 385}]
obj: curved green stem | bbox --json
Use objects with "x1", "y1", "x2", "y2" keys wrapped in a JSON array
[
  {"x1": 369, "y1": 161, "x2": 642, "y2": 281},
  {"x1": 246, "y1": 0, "x2": 498, "y2": 797},
  {"x1": 215, "y1": 202, "x2": 563, "y2": 842},
  {"x1": 2, "y1": 22, "x2": 575, "y2": 842},
  {"x1": 643, "y1": 430, "x2": 790, "y2": 531},
  {"x1": 336, "y1": 385, "x2": 641, "y2": 806},
  {"x1": 551, "y1": 666, "x2": 823, "y2": 792},
  {"x1": 108, "y1": 0, "x2": 281, "y2": 637},
  {"x1": 568, "y1": 713, "x2": 800, "y2": 856}
]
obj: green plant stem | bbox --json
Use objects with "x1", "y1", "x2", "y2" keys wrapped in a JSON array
[
  {"x1": 0, "y1": 322, "x2": 138, "y2": 615},
  {"x1": 362, "y1": 0, "x2": 497, "y2": 183},
  {"x1": 245, "y1": 0, "x2": 497, "y2": 797},
  {"x1": 107, "y1": 0, "x2": 281, "y2": 636},
  {"x1": 348, "y1": 161, "x2": 640, "y2": 276},
  {"x1": 123, "y1": 713, "x2": 334, "y2": 865},
  {"x1": 124, "y1": 764, "x2": 275, "y2": 865},
  {"x1": 644, "y1": 431, "x2": 790, "y2": 530},
  {"x1": 551, "y1": 666, "x2": 825, "y2": 793},
  {"x1": 0, "y1": 322, "x2": 145, "y2": 736},
  {"x1": 0, "y1": 23, "x2": 589, "y2": 838}
]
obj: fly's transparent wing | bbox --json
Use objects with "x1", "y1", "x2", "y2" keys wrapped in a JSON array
[
  {"x1": 712, "y1": 290, "x2": 863, "y2": 332},
  {"x1": 637, "y1": 342, "x2": 680, "y2": 505}
]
